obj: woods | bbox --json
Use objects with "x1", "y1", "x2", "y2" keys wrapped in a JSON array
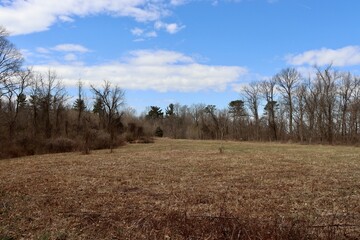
[
  {"x1": 144, "y1": 66, "x2": 360, "y2": 144},
  {"x1": 1, "y1": 25, "x2": 360, "y2": 159}
]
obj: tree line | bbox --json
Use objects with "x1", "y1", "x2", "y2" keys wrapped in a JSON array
[
  {"x1": 0, "y1": 27, "x2": 141, "y2": 158},
  {"x1": 145, "y1": 67, "x2": 360, "y2": 145},
  {"x1": 2, "y1": 25, "x2": 360, "y2": 158}
]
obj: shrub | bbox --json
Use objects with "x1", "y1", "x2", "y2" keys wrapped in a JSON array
[
  {"x1": 45, "y1": 137, "x2": 77, "y2": 153},
  {"x1": 155, "y1": 126, "x2": 164, "y2": 137},
  {"x1": 125, "y1": 132, "x2": 136, "y2": 143},
  {"x1": 125, "y1": 122, "x2": 152, "y2": 144},
  {"x1": 0, "y1": 235, "x2": 15, "y2": 240},
  {"x1": 86, "y1": 129, "x2": 125, "y2": 150},
  {"x1": 138, "y1": 136, "x2": 154, "y2": 144},
  {"x1": 88, "y1": 130, "x2": 111, "y2": 150},
  {"x1": 16, "y1": 136, "x2": 37, "y2": 155},
  {"x1": 0, "y1": 143, "x2": 28, "y2": 159}
]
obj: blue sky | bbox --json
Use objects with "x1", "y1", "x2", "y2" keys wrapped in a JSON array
[{"x1": 1, "y1": 0, "x2": 360, "y2": 114}]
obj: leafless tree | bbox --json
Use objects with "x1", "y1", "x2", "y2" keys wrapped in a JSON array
[
  {"x1": 315, "y1": 65, "x2": 340, "y2": 144},
  {"x1": 275, "y1": 67, "x2": 301, "y2": 138},
  {"x1": 294, "y1": 83, "x2": 307, "y2": 142},
  {"x1": 0, "y1": 26, "x2": 23, "y2": 98},
  {"x1": 2, "y1": 68, "x2": 33, "y2": 138},
  {"x1": 260, "y1": 78, "x2": 278, "y2": 141},
  {"x1": 349, "y1": 77, "x2": 360, "y2": 140},
  {"x1": 30, "y1": 70, "x2": 66, "y2": 138},
  {"x1": 91, "y1": 80, "x2": 125, "y2": 152},
  {"x1": 188, "y1": 104, "x2": 206, "y2": 139},
  {"x1": 338, "y1": 72, "x2": 359, "y2": 141},
  {"x1": 242, "y1": 82, "x2": 261, "y2": 140}
]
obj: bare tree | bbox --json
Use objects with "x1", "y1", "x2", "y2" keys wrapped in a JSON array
[
  {"x1": 349, "y1": 76, "x2": 360, "y2": 140},
  {"x1": 91, "y1": 80, "x2": 125, "y2": 152},
  {"x1": 338, "y1": 72, "x2": 359, "y2": 141},
  {"x1": 2, "y1": 68, "x2": 33, "y2": 138},
  {"x1": 275, "y1": 67, "x2": 301, "y2": 138},
  {"x1": 260, "y1": 78, "x2": 278, "y2": 141},
  {"x1": 189, "y1": 104, "x2": 206, "y2": 139},
  {"x1": 30, "y1": 70, "x2": 66, "y2": 138},
  {"x1": 242, "y1": 82, "x2": 261, "y2": 140},
  {"x1": 204, "y1": 105, "x2": 221, "y2": 139},
  {"x1": 315, "y1": 65, "x2": 340, "y2": 144},
  {"x1": 294, "y1": 83, "x2": 307, "y2": 142},
  {"x1": 0, "y1": 26, "x2": 23, "y2": 97}
]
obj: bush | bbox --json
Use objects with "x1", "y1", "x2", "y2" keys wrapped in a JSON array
[
  {"x1": 45, "y1": 137, "x2": 77, "y2": 153},
  {"x1": 155, "y1": 127, "x2": 164, "y2": 137},
  {"x1": 137, "y1": 136, "x2": 154, "y2": 144},
  {"x1": 86, "y1": 129, "x2": 125, "y2": 150},
  {"x1": 16, "y1": 136, "x2": 36, "y2": 155},
  {"x1": 0, "y1": 143, "x2": 28, "y2": 159},
  {"x1": 125, "y1": 122, "x2": 152, "y2": 144},
  {"x1": 127, "y1": 136, "x2": 154, "y2": 144},
  {"x1": 88, "y1": 130, "x2": 111, "y2": 150}
]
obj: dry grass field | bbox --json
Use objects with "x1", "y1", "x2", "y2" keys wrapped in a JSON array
[{"x1": 1, "y1": 138, "x2": 360, "y2": 239}]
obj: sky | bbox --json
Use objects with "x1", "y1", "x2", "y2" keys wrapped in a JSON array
[{"x1": 1, "y1": 0, "x2": 360, "y2": 114}]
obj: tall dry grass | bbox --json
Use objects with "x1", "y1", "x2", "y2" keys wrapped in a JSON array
[{"x1": 0, "y1": 139, "x2": 359, "y2": 239}]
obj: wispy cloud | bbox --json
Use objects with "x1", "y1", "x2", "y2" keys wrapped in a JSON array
[
  {"x1": 64, "y1": 53, "x2": 78, "y2": 62},
  {"x1": 170, "y1": 0, "x2": 188, "y2": 6},
  {"x1": 32, "y1": 49, "x2": 247, "y2": 92},
  {"x1": 131, "y1": 27, "x2": 157, "y2": 40},
  {"x1": 31, "y1": 43, "x2": 90, "y2": 64},
  {"x1": 145, "y1": 31, "x2": 158, "y2": 38},
  {"x1": 155, "y1": 21, "x2": 185, "y2": 34},
  {"x1": 286, "y1": 46, "x2": 360, "y2": 67},
  {"x1": 36, "y1": 47, "x2": 51, "y2": 54},
  {"x1": 131, "y1": 27, "x2": 144, "y2": 37},
  {"x1": 52, "y1": 44, "x2": 90, "y2": 53}
]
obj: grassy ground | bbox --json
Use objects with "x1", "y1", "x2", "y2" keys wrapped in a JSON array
[{"x1": 1, "y1": 139, "x2": 360, "y2": 239}]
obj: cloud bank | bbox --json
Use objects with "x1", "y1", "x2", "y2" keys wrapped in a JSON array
[
  {"x1": 287, "y1": 46, "x2": 360, "y2": 67},
  {"x1": 0, "y1": 0, "x2": 178, "y2": 35},
  {"x1": 0, "y1": 0, "x2": 274, "y2": 35},
  {"x1": 32, "y1": 49, "x2": 247, "y2": 92}
]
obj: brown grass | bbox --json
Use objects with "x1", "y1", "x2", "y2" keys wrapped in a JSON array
[{"x1": 1, "y1": 139, "x2": 360, "y2": 239}]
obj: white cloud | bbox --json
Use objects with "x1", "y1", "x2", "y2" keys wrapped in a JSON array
[
  {"x1": 52, "y1": 44, "x2": 90, "y2": 53},
  {"x1": 36, "y1": 47, "x2": 50, "y2": 54},
  {"x1": 64, "y1": 53, "x2": 77, "y2": 62},
  {"x1": 231, "y1": 73, "x2": 270, "y2": 93},
  {"x1": 126, "y1": 50, "x2": 194, "y2": 65},
  {"x1": 295, "y1": 66, "x2": 317, "y2": 79},
  {"x1": 155, "y1": 21, "x2": 185, "y2": 34},
  {"x1": 0, "y1": 0, "x2": 169, "y2": 35},
  {"x1": 287, "y1": 46, "x2": 360, "y2": 67},
  {"x1": 145, "y1": 31, "x2": 157, "y2": 38},
  {"x1": 32, "y1": 50, "x2": 247, "y2": 92},
  {"x1": 131, "y1": 27, "x2": 144, "y2": 36},
  {"x1": 170, "y1": 0, "x2": 187, "y2": 6},
  {"x1": 29, "y1": 44, "x2": 90, "y2": 63},
  {"x1": 134, "y1": 38, "x2": 145, "y2": 42},
  {"x1": 58, "y1": 15, "x2": 74, "y2": 23},
  {"x1": 166, "y1": 23, "x2": 183, "y2": 34},
  {"x1": 131, "y1": 27, "x2": 157, "y2": 39}
]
